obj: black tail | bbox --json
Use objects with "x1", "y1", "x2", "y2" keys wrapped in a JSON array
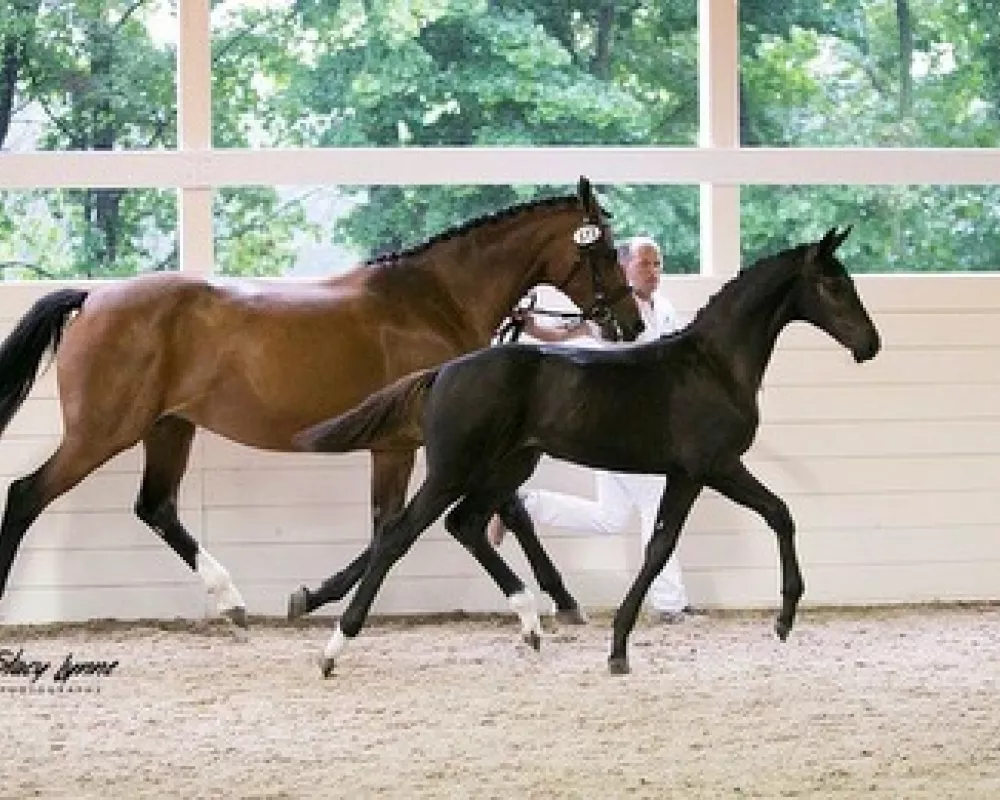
[
  {"x1": 0, "y1": 288, "x2": 89, "y2": 437},
  {"x1": 295, "y1": 368, "x2": 441, "y2": 453}
]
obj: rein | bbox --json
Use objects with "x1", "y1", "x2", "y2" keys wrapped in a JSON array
[{"x1": 493, "y1": 222, "x2": 631, "y2": 345}]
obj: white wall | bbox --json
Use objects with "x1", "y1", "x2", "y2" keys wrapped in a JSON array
[{"x1": 0, "y1": 274, "x2": 998, "y2": 624}]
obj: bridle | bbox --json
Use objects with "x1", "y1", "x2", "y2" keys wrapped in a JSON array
[{"x1": 494, "y1": 219, "x2": 633, "y2": 344}]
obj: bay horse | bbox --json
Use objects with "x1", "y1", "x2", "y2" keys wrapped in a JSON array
[
  {"x1": 0, "y1": 177, "x2": 643, "y2": 626},
  {"x1": 295, "y1": 226, "x2": 882, "y2": 677}
]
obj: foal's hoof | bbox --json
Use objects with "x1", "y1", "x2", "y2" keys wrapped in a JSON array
[
  {"x1": 775, "y1": 618, "x2": 792, "y2": 642},
  {"x1": 608, "y1": 656, "x2": 631, "y2": 676},
  {"x1": 288, "y1": 588, "x2": 309, "y2": 620},
  {"x1": 222, "y1": 606, "x2": 248, "y2": 629},
  {"x1": 318, "y1": 656, "x2": 336, "y2": 679},
  {"x1": 555, "y1": 607, "x2": 589, "y2": 626},
  {"x1": 523, "y1": 631, "x2": 542, "y2": 652}
]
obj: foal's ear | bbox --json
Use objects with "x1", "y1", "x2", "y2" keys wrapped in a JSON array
[
  {"x1": 833, "y1": 225, "x2": 853, "y2": 250},
  {"x1": 819, "y1": 225, "x2": 852, "y2": 256}
]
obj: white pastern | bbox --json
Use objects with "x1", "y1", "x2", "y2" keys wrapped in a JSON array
[
  {"x1": 509, "y1": 589, "x2": 542, "y2": 640},
  {"x1": 196, "y1": 549, "x2": 245, "y2": 615},
  {"x1": 323, "y1": 626, "x2": 350, "y2": 661}
]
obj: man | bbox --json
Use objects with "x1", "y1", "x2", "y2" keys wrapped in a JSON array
[{"x1": 488, "y1": 235, "x2": 700, "y2": 623}]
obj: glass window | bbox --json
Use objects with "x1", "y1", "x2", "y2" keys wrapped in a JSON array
[
  {"x1": 0, "y1": 1, "x2": 177, "y2": 154},
  {"x1": 742, "y1": 185, "x2": 1000, "y2": 273},
  {"x1": 0, "y1": 189, "x2": 178, "y2": 279},
  {"x1": 740, "y1": 1, "x2": 1000, "y2": 148},
  {"x1": 213, "y1": 184, "x2": 699, "y2": 277},
  {"x1": 210, "y1": 1, "x2": 698, "y2": 148}
]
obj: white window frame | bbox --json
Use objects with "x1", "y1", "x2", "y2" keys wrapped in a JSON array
[{"x1": 2, "y1": 0, "x2": 1000, "y2": 278}]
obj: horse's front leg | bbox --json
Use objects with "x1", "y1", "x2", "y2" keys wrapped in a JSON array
[
  {"x1": 288, "y1": 449, "x2": 415, "y2": 618},
  {"x1": 610, "y1": 475, "x2": 702, "y2": 676},
  {"x1": 707, "y1": 459, "x2": 802, "y2": 641}
]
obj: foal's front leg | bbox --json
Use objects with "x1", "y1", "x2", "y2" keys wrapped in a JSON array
[
  {"x1": 609, "y1": 475, "x2": 702, "y2": 676},
  {"x1": 707, "y1": 459, "x2": 802, "y2": 641}
]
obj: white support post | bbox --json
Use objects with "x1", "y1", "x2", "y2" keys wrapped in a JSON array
[
  {"x1": 699, "y1": 0, "x2": 741, "y2": 277},
  {"x1": 177, "y1": 0, "x2": 214, "y2": 276}
]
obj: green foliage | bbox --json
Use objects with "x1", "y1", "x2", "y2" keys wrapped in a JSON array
[{"x1": 3, "y1": 0, "x2": 1000, "y2": 278}]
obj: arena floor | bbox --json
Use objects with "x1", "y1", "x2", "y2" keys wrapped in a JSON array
[{"x1": 1, "y1": 604, "x2": 998, "y2": 799}]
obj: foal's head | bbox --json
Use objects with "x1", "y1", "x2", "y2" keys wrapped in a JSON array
[
  {"x1": 795, "y1": 226, "x2": 881, "y2": 363},
  {"x1": 545, "y1": 176, "x2": 644, "y2": 342}
]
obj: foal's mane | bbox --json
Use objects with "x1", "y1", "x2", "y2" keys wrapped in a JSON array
[
  {"x1": 695, "y1": 242, "x2": 812, "y2": 324},
  {"x1": 363, "y1": 194, "x2": 597, "y2": 268}
]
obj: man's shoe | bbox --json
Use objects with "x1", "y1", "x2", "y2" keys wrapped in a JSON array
[{"x1": 652, "y1": 610, "x2": 687, "y2": 625}]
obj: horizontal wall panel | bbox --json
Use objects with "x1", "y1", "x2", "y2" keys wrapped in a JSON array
[
  {"x1": 6, "y1": 546, "x2": 203, "y2": 590},
  {"x1": 1, "y1": 585, "x2": 205, "y2": 625},
  {"x1": 760, "y1": 383, "x2": 1000, "y2": 424},
  {"x1": 753, "y1": 419, "x2": 1000, "y2": 457}
]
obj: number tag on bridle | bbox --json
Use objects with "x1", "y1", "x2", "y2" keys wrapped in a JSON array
[{"x1": 573, "y1": 224, "x2": 602, "y2": 246}]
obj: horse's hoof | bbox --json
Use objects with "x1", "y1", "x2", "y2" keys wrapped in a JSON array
[
  {"x1": 222, "y1": 606, "x2": 248, "y2": 629},
  {"x1": 608, "y1": 656, "x2": 631, "y2": 676},
  {"x1": 288, "y1": 588, "x2": 309, "y2": 620},
  {"x1": 318, "y1": 656, "x2": 336, "y2": 679},
  {"x1": 775, "y1": 618, "x2": 792, "y2": 642},
  {"x1": 523, "y1": 631, "x2": 542, "y2": 652},
  {"x1": 555, "y1": 607, "x2": 589, "y2": 626}
]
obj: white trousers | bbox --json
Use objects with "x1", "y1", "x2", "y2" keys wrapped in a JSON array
[{"x1": 522, "y1": 470, "x2": 689, "y2": 613}]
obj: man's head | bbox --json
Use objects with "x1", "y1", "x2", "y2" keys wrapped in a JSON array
[{"x1": 622, "y1": 235, "x2": 662, "y2": 301}]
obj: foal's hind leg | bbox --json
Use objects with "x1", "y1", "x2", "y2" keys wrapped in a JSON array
[
  {"x1": 135, "y1": 415, "x2": 247, "y2": 628},
  {"x1": 0, "y1": 439, "x2": 123, "y2": 604},
  {"x1": 288, "y1": 449, "x2": 415, "y2": 618},
  {"x1": 494, "y1": 493, "x2": 588, "y2": 625},
  {"x1": 320, "y1": 479, "x2": 458, "y2": 677},
  {"x1": 445, "y1": 492, "x2": 545, "y2": 651}
]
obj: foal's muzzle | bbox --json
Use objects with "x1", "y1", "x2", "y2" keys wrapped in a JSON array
[{"x1": 852, "y1": 329, "x2": 882, "y2": 363}]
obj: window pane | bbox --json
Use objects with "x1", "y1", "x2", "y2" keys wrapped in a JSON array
[
  {"x1": 211, "y1": 2, "x2": 697, "y2": 148},
  {"x1": 0, "y1": 190, "x2": 178, "y2": 278},
  {"x1": 0, "y1": 2, "x2": 177, "y2": 153},
  {"x1": 740, "y1": 1, "x2": 1000, "y2": 147},
  {"x1": 213, "y1": 184, "x2": 699, "y2": 277},
  {"x1": 742, "y1": 185, "x2": 1000, "y2": 273}
]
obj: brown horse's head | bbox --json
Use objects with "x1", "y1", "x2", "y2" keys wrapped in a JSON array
[{"x1": 544, "y1": 177, "x2": 644, "y2": 342}]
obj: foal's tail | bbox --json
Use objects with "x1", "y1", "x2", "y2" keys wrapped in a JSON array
[
  {"x1": 295, "y1": 367, "x2": 441, "y2": 453},
  {"x1": 0, "y1": 288, "x2": 88, "y2": 437}
]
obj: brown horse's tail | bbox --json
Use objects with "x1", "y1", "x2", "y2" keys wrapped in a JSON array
[
  {"x1": 0, "y1": 288, "x2": 88, "y2": 438},
  {"x1": 295, "y1": 367, "x2": 441, "y2": 453}
]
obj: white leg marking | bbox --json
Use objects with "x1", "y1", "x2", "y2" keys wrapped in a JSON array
[
  {"x1": 509, "y1": 589, "x2": 542, "y2": 640},
  {"x1": 323, "y1": 626, "x2": 350, "y2": 661},
  {"x1": 196, "y1": 549, "x2": 245, "y2": 615}
]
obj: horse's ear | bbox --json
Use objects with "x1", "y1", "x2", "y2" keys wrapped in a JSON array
[{"x1": 577, "y1": 175, "x2": 597, "y2": 216}]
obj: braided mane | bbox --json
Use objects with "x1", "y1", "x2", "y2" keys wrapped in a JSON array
[{"x1": 362, "y1": 194, "x2": 592, "y2": 267}]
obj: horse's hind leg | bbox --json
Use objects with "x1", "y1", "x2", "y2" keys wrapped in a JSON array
[
  {"x1": 0, "y1": 439, "x2": 122, "y2": 603},
  {"x1": 135, "y1": 415, "x2": 247, "y2": 628},
  {"x1": 495, "y1": 493, "x2": 587, "y2": 625},
  {"x1": 288, "y1": 449, "x2": 415, "y2": 618}
]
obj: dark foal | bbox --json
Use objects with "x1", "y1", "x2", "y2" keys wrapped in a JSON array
[
  {"x1": 0, "y1": 176, "x2": 642, "y2": 626},
  {"x1": 297, "y1": 226, "x2": 882, "y2": 677}
]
